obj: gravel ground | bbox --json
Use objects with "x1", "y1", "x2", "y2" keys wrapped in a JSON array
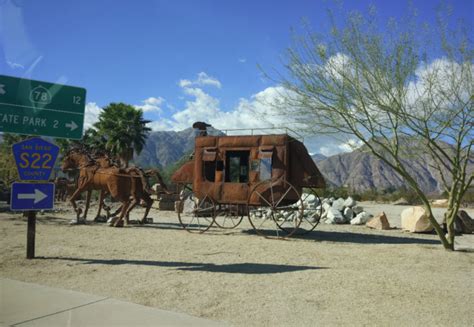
[{"x1": 0, "y1": 201, "x2": 473, "y2": 326}]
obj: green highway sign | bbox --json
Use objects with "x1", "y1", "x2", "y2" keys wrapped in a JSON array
[{"x1": 0, "y1": 75, "x2": 86, "y2": 139}]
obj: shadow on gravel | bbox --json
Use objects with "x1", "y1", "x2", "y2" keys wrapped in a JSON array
[
  {"x1": 295, "y1": 230, "x2": 439, "y2": 245},
  {"x1": 239, "y1": 229, "x2": 439, "y2": 245},
  {"x1": 38, "y1": 256, "x2": 326, "y2": 274}
]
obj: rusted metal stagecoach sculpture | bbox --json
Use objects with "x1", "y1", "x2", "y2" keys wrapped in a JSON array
[{"x1": 172, "y1": 129, "x2": 326, "y2": 239}]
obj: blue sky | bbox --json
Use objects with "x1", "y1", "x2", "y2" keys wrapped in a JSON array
[{"x1": 1, "y1": 0, "x2": 472, "y2": 155}]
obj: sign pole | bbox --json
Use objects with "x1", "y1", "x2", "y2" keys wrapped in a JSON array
[{"x1": 26, "y1": 211, "x2": 36, "y2": 259}]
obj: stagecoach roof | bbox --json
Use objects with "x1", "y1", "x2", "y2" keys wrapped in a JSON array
[{"x1": 195, "y1": 133, "x2": 298, "y2": 148}]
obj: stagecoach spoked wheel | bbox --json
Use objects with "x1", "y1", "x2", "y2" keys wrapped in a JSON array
[
  {"x1": 247, "y1": 179, "x2": 303, "y2": 239},
  {"x1": 177, "y1": 184, "x2": 215, "y2": 233},
  {"x1": 280, "y1": 188, "x2": 322, "y2": 235},
  {"x1": 213, "y1": 204, "x2": 244, "y2": 229}
]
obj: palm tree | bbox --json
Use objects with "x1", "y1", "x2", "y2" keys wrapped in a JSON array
[{"x1": 94, "y1": 103, "x2": 151, "y2": 167}]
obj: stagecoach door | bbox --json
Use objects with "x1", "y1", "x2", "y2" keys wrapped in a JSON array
[{"x1": 218, "y1": 150, "x2": 250, "y2": 203}]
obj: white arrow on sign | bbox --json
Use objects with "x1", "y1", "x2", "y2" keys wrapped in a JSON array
[
  {"x1": 65, "y1": 121, "x2": 78, "y2": 131},
  {"x1": 0, "y1": 84, "x2": 6, "y2": 95},
  {"x1": 18, "y1": 189, "x2": 48, "y2": 204}
]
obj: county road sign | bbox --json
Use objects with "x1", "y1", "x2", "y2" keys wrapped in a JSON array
[
  {"x1": 12, "y1": 137, "x2": 60, "y2": 181},
  {"x1": 0, "y1": 75, "x2": 86, "y2": 139},
  {"x1": 10, "y1": 182, "x2": 55, "y2": 211}
]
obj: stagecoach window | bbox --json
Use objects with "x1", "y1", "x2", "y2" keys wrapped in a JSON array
[
  {"x1": 259, "y1": 157, "x2": 272, "y2": 181},
  {"x1": 225, "y1": 151, "x2": 249, "y2": 183},
  {"x1": 202, "y1": 148, "x2": 218, "y2": 182},
  {"x1": 203, "y1": 161, "x2": 216, "y2": 182}
]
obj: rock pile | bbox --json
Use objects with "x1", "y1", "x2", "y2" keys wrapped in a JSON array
[
  {"x1": 319, "y1": 196, "x2": 373, "y2": 225},
  {"x1": 249, "y1": 192, "x2": 322, "y2": 222},
  {"x1": 251, "y1": 194, "x2": 373, "y2": 226}
]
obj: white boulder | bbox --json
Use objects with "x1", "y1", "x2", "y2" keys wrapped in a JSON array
[
  {"x1": 304, "y1": 193, "x2": 318, "y2": 204},
  {"x1": 350, "y1": 212, "x2": 373, "y2": 225},
  {"x1": 401, "y1": 206, "x2": 434, "y2": 233},
  {"x1": 332, "y1": 198, "x2": 345, "y2": 211},
  {"x1": 344, "y1": 196, "x2": 356, "y2": 208},
  {"x1": 326, "y1": 208, "x2": 345, "y2": 224},
  {"x1": 343, "y1": 207, "x2": 354, "y2": 222},
  {"x1": 322, "y1": 202, "x2": 332, "y2": 212},
  {"x1": 352, "y1": 206, "x2": 364, "y2": 215}
]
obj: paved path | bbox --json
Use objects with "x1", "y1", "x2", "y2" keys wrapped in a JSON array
[{"x1": 1, "y1": 278, "x2": 225, "y2": 326}]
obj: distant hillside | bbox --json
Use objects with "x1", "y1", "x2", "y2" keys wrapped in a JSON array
[
  {"x1": 315, "y1": 139, "x2": 472, "y2": 194},
  {"x1": 311, "y1": 153, "x2": 327, "y2": 162},
  {"x1": 133, "y1": 128, "x2": 195, "y2": 168}
]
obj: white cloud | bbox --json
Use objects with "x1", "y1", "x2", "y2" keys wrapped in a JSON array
[
  {"x1": 169, "y1": 87, "x2": 221, "y2": 131},
  {"x1": 83, "y1": 88, "x2": 359, "y2": 155},
  {"x1": 135, "y1": 96, "x2": 164, "y2": 113},
  {"x1": 150, "y1": 85, "x2": 304, "y2": 137},
  {"x1": 178, "y1": 72, "x2": 222, "y2": 89},
  {"x1": 178, "y1": 79, "x2": 192, "y2": 88},
  {"x1": 196, "y1": 72, "x2": 221, "y2": 88},
  {"x1": 7, "y1": 61, "x2": 24, "y2": 69},
  {"x1": 406, "y1": 58, "x2": 472, "y2": 118},
  {"x1": 318, "y1": 136, "x2": 363, "y2": 157},
  {"x1": 238, "y1": 58, "x2": 247, "y2": 63},
  {"x1": 83, "y1": 102, "x2": 102, "y2": 130}
]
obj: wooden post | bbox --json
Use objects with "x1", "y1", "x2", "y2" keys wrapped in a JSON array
[{"x1": 26, "y1": 211, "x2": 36, "y2": 259}]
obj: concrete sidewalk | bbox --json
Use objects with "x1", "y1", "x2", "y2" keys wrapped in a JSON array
[{"x1": 0, "y1": 278, "x2": 225, "y2": 326}]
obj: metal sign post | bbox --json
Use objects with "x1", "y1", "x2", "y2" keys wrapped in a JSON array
[
  {"x1": 11, "y1": 138, "x2": 60, "y2": 259},
  {"x1": 26, "y1": 211, "x2": 36, "y2": 259}
]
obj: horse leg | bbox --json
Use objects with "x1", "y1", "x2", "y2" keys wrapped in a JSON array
[
  {"x1": 124, "y1": 197, "x2": 138, "y2": 225},
  {"x1": 68, "y1": 187, "x2": 85, "y2": 223},
  {"x1": 112, "y1": 200, "x2": 131, "y2": 227},
  {"x1": 139, "y1": 194, "x2": 153, "y2": 224},
  {"x1": 94, "y1": 190, "x2": 105, "y2": 221},
  {"x1": 82, "y1": 190, "x2": 92, "y2": 222}
]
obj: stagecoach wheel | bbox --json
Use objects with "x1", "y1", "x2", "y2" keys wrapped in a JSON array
[
  {"x1": 280, "y1": 188, "x2": 322, "y2": 235},
  {"x1": 213, "y1": 204, "x2": 244, "y2": 229},
  {"x1": 177, "y1": 188, "x2": 215, "y2": 233},
  {"x1": 247, "y1": 179, "x2": 303, "y2": 239}
]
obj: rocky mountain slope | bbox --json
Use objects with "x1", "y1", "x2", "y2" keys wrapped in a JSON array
[
  {"x1": 316, "y1": 148, "x2": 441, "y2": 193},
  {"x1": 133, "y1": 128, "x2": 196, "y2": 168}
]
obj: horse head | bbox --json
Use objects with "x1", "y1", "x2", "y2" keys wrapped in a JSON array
[{"x1": 61, "y1": 148, "x2": 93, "y2": 171}]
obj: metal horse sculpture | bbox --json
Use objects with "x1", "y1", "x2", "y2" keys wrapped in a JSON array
[
  {"x1": 61, "y1": 148, "x2": 153, "y2": 227},
  {"x1": 90, "y1": 152, "x2": 170, "y2": 222}
]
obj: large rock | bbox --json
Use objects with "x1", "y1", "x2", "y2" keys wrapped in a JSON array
[
  {"x1": 332, "y1": 198, "x2": 345, "y2": 211},
  {"x1": 366, "y1": 212, "x2": 391, "y2": 230},
  {"x1": 448, "y1": 210, "x2": 474, "y2": 234},
  {"x1": 343, "y1": 207, "x2": 354, "y2": 222},
  {"x1": 326, "y1": 208, "x2": 345, "y2": 224},
  {"x1": 401, "y1": 206, "x2": 433, "y2": 233},
  {"x1": 350, "y1": 212, "x2": 372, "y2": 225},
  {"x1": 303, "y1": 193, "x2": 319, "y2": 205},
  {"x1": 352, "y1": 206, "x2": 364, "y2": 215},
  {"x1": 344, "y1": 196, "x2": 356, "y2": 208},
  {"x1": 322, "y1": 202, "x2": 331, "y2": 212},
  {"x1": 432, "y1": 199, "x2": 448, "y2": 207},
  {"x1": 457, "y1": 211, "x2": 474, "y2": 234},
  {"x1": 392, "y1": 197, "x2": 409, "y2": 205}
]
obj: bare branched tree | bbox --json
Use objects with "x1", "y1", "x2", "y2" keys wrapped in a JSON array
[{"x1": 269, "y1": 4, "x2": 473, "y2": 250}]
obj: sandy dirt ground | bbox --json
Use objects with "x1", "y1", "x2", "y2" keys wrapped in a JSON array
[{"x1": 0, "y1": 201, "x2": 473, "y2": 326}]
